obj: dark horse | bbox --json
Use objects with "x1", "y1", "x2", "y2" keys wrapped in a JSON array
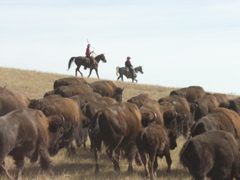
[
  {"x1": 116, "y1": 66, "x2": 144, "y2": 83},
  {"x1": 67, "y1": 54, "x2": 107, "y2": 78}
]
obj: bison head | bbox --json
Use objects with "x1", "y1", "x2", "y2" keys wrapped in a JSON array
[
  {"x1": 74, "y1": 116, "x2": 91, "y2": 147},
  {"x1": 163, "y1": 110, "x2": 185, "y2": 150},
  {"x1": 113, "y1": 87, "x2": 124, "y2": 102},
  {"x1": 47, "y1": 115, "x2": 65, "y2": 156},
  {"x1": 141, "y1": 111, "x2": 156, "y2": 127}
]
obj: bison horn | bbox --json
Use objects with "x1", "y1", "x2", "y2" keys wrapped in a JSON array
[
  {"x1": 149, "y1": 111, "x2": 157, "y2": 123},
  {"x1": 61, "y1": 115, "x2": 65, "y2": 125}
]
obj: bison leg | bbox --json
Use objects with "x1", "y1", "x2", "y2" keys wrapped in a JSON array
[
  {"x1": 13, "y1": 155, "x2": 24, "y2": 180},
  {"x1": 106, "y1": 147, "x2": 120, "y2": 171},
  {"x1": 39, "y1": 148, "x2": 53, "y2": 176},
  {"x1": 67, "y1": 142, "x2": 77, "y2": 155},
  {"x1": 0, "y1": 163, "x2": 14, "y2": 180},
  {"x1": 106, "y1": 137, "x2": 124, "y2": 172},
  {"x1": 164, "y1": 151, "x2": 172, "y2": 173},
  {"x1": 135, "y1": 152, "x2": 142, "y2": 166},
  {"x1": 90, "y1": 133, "x2": 102, "y2": 173},
  {"x1": 148, "y1": 153, "x2": 157, "y2": 180},
  {"x1": 94, "y1": 148, "x2": 100, "y2": 173},
  {"x1": 139, "y1": 151, "x2": 149, "y2": 177},
  {"x1": 127, "y1": 157, "x2": 134, "y2": 173},
  {"x1": 126, "y1": 149, "x2": 137, "y2": 173}
]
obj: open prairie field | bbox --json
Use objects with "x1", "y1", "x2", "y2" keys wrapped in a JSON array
[{"x1": 0, "y1": 67, "x2": 237, "y2": 180}]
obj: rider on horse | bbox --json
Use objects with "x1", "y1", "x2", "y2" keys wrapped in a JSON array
[
  {"x1": 125, "y1": 56, "x2": 135, "y2": 77},
  {"x1": 84, "y1": 44, "x2": 95, "y2": 70}
]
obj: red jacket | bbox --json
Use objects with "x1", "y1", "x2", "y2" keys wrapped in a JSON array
[{"x1": 86, "y1": 47, "x2": 92, "y2": 56}]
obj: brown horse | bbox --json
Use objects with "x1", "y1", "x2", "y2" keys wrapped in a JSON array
[
  {"x1": 116, "y1": 66, "x2": 144, "y2": 83},
  {"x1": 67, "y1": 54, "x2": 107, "y2": 78}
]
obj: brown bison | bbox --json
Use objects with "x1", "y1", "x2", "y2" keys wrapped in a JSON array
[
  {"x1": 190, "y1": 108, "x2": 240, "y2": 140},
  {"x1": 0, "y1": 108, "x2": 65, "y2": 180},
  {"x1": 180, "y1": 130, "x2": 240, "y2": 180},
  {"x1": 29, "y1": 96, "x2": 89, "y2": 153},
  {"x1": 228, "y1": 97, "x2": 240, "y2": 115},
  {"x1": 89, "y1": 102, "x2": 142, "y2": 173},
  {"x1": 192, "y1": 94, "x2": 220, "y2": 121},
  {"x1": 139, "y1": 98, "x2": 164, "y2": 127},
  {"x1": 53, "y1": 77, "x2": 87, "y2": 89},
  {"x1": 83, "y1": 96, "x2": 117, "y2": 121},
  {"x1": 52, "y1": 84, "x2": 93, "y2": 97},
  {"x1": 70, "y1": 92, "x2": 102, "y2": 109},
  {"x1": 0, "y1": 87, "x2": 30, "y2": 116},
  {"x1": 170, "y1": 86, "x2": 205, "y2": 103},
  {"x1": 127, "y1": 93, "x2": 149, "y2": 108},
  {"x1": 136, "y1": 125, "x2": 172, "y2": 179},
  {"x1": 127, "y1": 94, "x2": 164, "y2": 126},
  {"x1": 128, "y1": 94, "x2": 184, "y2": 150},
  {"x1": 88, "y1": 80, "x2": 124, "y2": 102},
  {"x1": 212, "y1": 93, "x2": 230, "y2": 108},
  {"x1": 158, "y1": 95, "x2": 193, "y2": 138}
]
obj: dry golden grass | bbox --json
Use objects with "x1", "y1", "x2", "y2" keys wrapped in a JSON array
[{"x1": 0, "y1": 67, "x2": 237, "y2": 180}]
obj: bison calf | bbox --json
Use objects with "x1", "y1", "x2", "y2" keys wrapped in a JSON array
[
  {"x1": 136, "y1": 125, "x2": 172, "y2": 180},
  {"x1": 180, "y1": 130, "x2": 240, "y2": 180}
]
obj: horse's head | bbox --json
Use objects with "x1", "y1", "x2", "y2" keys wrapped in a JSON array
[
  {"x1": 135, "y1": 66, "x2": 144, "y2": 74},
  {"x1": 95, "y1": 54, "x2": 107, "y2": 63}
]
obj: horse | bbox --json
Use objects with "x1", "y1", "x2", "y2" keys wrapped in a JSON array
[
  {"x1": 67, "y1": 54, "x2": 107, "y2": 78},
  {"x1": 116, "y1": 66, "x2": 144, "y2": 83}
]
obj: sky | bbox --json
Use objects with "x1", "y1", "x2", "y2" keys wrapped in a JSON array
[{"x1": 1, "y1": 0, "x2": 240, "y2": 95}]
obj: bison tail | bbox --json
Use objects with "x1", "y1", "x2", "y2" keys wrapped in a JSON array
[
  {"x1": 136, "y1": 130, "x2": 148, "y2": 152},
  {"x1": 89, "y1": 112, "x2": 102, "y2": 134},
  {"x1": 116, "y1": 66, "x2": 120, "y2": 76},
  {"x1": 67, "y1": 57, "x2": 75, "y2": 71}
]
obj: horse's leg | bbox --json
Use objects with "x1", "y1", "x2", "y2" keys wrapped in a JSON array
[
  {"x1": 76, "y1": 66, "x2": 83, "y2": 77},
  {"x1": 88, "y1": 68, "x2": 99, "y2": 79},
  {"x1": 117, "y1": 75, "x2": 122, "y2": 81},
  {"x1": 95, "y1": 68, "x2": 100, "y2": 79},
  {"x1": 87, "y1": 68, "x2": 93, "y2": 78},
  {"x1": 75, "y1": 67, "x2": 78, "y2": 77}
]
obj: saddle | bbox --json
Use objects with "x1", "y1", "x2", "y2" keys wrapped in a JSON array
[
  {"x1": 84, "y1": 57, "x2": 98, "y2": 68},
  {"x1": 84, "y1": 57, "x2": 91, "y2": 63},
  {"x1": 125, "y1": 67, "x2": 136, "y2": 77}
]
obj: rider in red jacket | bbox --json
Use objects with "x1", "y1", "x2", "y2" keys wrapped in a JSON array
[{"x1": 85, "y1": 44, "x2": 94, "y2": 70}]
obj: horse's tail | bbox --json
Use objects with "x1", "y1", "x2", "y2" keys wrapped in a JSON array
[
  {"x1": 67, "y1": 57, "x2": 75, "y2": 71},
  {"x1": 116, "y1": 66, "x2": 120, "y2": 76}
]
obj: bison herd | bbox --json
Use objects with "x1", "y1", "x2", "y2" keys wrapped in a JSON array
[{"x1": 1, "y1": 78, "x2": 240, "y2": 180}]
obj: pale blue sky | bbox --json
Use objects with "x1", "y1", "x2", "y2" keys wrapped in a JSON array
[{"x1": 1, "y1": 0, "x2": 240, "y2": 95}]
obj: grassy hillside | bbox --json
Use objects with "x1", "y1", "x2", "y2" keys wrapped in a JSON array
[
  {"x1": 0, "y1": 67, "x2": 237, "y2": 180},
  {"x1": 0, "y1": 67, "x2": 178, "y2": 101}
]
